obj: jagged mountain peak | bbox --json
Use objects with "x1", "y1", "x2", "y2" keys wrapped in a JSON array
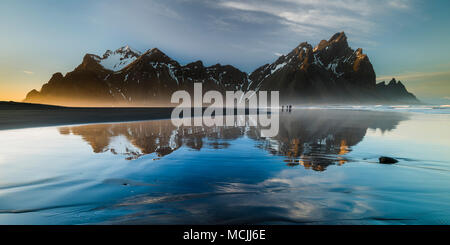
[
  {"x1": 378, "y1": 78, "x2": 405, "y2": 87},
  {"x1": 49, "y1": 72, "x2": 64, "y2": 82},
  {"x1": 290, "y1": 42, "x2": 313, "y2": 59},
  {"x1": 386, "y1": 78, "x2": 406, "y2": 88},
  {"x1": 103, "y1": 45, "x2": 141, "y2": 58},
  {"x1": 139, "y1": 48, "x2": 176, "y2": 64},
  {"x1": 186, "y1": 60, "x2": 204, "y2": 68},
  {"x1": 118, "y1": 45, "x2": 140, "y2": 54},
  {"x1": 388, "y1": 78, "x2": 398, "y2": 85},
  {"x1": 294, "y1": 42, "x2": 312, "y2": 51},
  {"x1": 143, "y1": 48, "x2": 164, "y2": 56},
  {"x1": 314, "y1": 32, "x2": 348, "y2": 52},
  {"x1": 75, "y1": 54, "x2": 106, "y2": 72},
  {"x1": 277, "y1": 32, "x2": 348, "y2": 61},
  {"x1": 329, "y1": 32, "x2": 347, "y2": 43}
]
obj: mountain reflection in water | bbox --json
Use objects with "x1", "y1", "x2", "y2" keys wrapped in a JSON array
[{"x1": 59, "y1": 110, "x2": 408, "y2": 171}]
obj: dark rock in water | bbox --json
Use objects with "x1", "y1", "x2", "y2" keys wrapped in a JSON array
[{"x1": 379, "y1": 157, "x2": 398, "y2": 164}]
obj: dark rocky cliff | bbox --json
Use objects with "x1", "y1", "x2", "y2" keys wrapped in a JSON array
[{"x1": 24, "y1": 32, "x2": 419, "y2": 106}]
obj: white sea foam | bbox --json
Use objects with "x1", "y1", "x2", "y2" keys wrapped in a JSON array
[{"x1": 292, "y1": 105, "x2": 450, "y2": 114}]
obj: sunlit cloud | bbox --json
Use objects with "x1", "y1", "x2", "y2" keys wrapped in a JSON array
[
  {"x1": 23, "y1": 70, "x2": 34, "y2": 75},
  {"x1": 377, "y1": 71, "x2": 450, "y2": 82}
]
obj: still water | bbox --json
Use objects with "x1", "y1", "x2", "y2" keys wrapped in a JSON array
[{"x1": 0, "y1": 109, "x2": 449, "y2": 224}]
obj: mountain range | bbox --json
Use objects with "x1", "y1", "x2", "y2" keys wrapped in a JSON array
[{"x1": 24, "y1": 32, "x2": 419, "y2": 106}]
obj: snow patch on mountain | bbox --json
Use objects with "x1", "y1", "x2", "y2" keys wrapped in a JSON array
[
  {"x1": 99, "y1": 46, "x2": 141, "y2": 72},
  {"x1": 271, "y1": 62, "x2": 287, "y2": 74}
]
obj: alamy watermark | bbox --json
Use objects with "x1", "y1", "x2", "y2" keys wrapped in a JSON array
[{"x1": 170, "y1": 83, "x2": 280, "y2": 137}]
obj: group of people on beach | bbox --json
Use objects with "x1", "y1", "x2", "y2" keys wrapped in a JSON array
[{"x1": 281, "y1": 105, "x2": 293, "y2": 112}]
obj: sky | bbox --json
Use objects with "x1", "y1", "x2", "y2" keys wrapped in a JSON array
[{"x1": 0, "y1": 0, "x2": 449, "y2": 103}]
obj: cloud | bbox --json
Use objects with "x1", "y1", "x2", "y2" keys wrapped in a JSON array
[
  {"x1": 91, "y1": 0, "x2": 418, "y2": 72},
  {"x1": 377, "y1": 70, "x2": 450, "y2": 82},
  {"x1": 388, "y1": 0, "x2": 411, "y2": 9},
  {"x1": 216, "y1": 0, "x2": 413, "y2": 40},
  {"x1": 23, "y1": 70, "x2": 34, "y2": 75}
]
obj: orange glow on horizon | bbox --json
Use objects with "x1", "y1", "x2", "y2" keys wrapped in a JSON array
[{"x1": 0, "y1": 85, "x2": 29, "y2": 102}]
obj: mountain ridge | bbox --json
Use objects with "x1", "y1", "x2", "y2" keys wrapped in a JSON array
[{"x1": 24, "y1": 32, "x2": 419, "y2": 106}]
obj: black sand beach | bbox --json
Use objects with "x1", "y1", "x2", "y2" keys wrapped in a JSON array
[
  {"x1": 0, "y1": 102, "x2": 259, "y2": 130},
  {"x1": 0, "y1": 102, "x2": 174, "y2": 130}
]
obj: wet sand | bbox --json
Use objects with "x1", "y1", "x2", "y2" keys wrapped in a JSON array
[
  {"x1": 0, "y1": 102, "x2": 256, "y2": 130},
  {"x1": 0, "y1": 110, "x2": 449, "y2": 224},
  {"x1": 0, "y1": 102, "x2": 174, "y2": 130}
]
